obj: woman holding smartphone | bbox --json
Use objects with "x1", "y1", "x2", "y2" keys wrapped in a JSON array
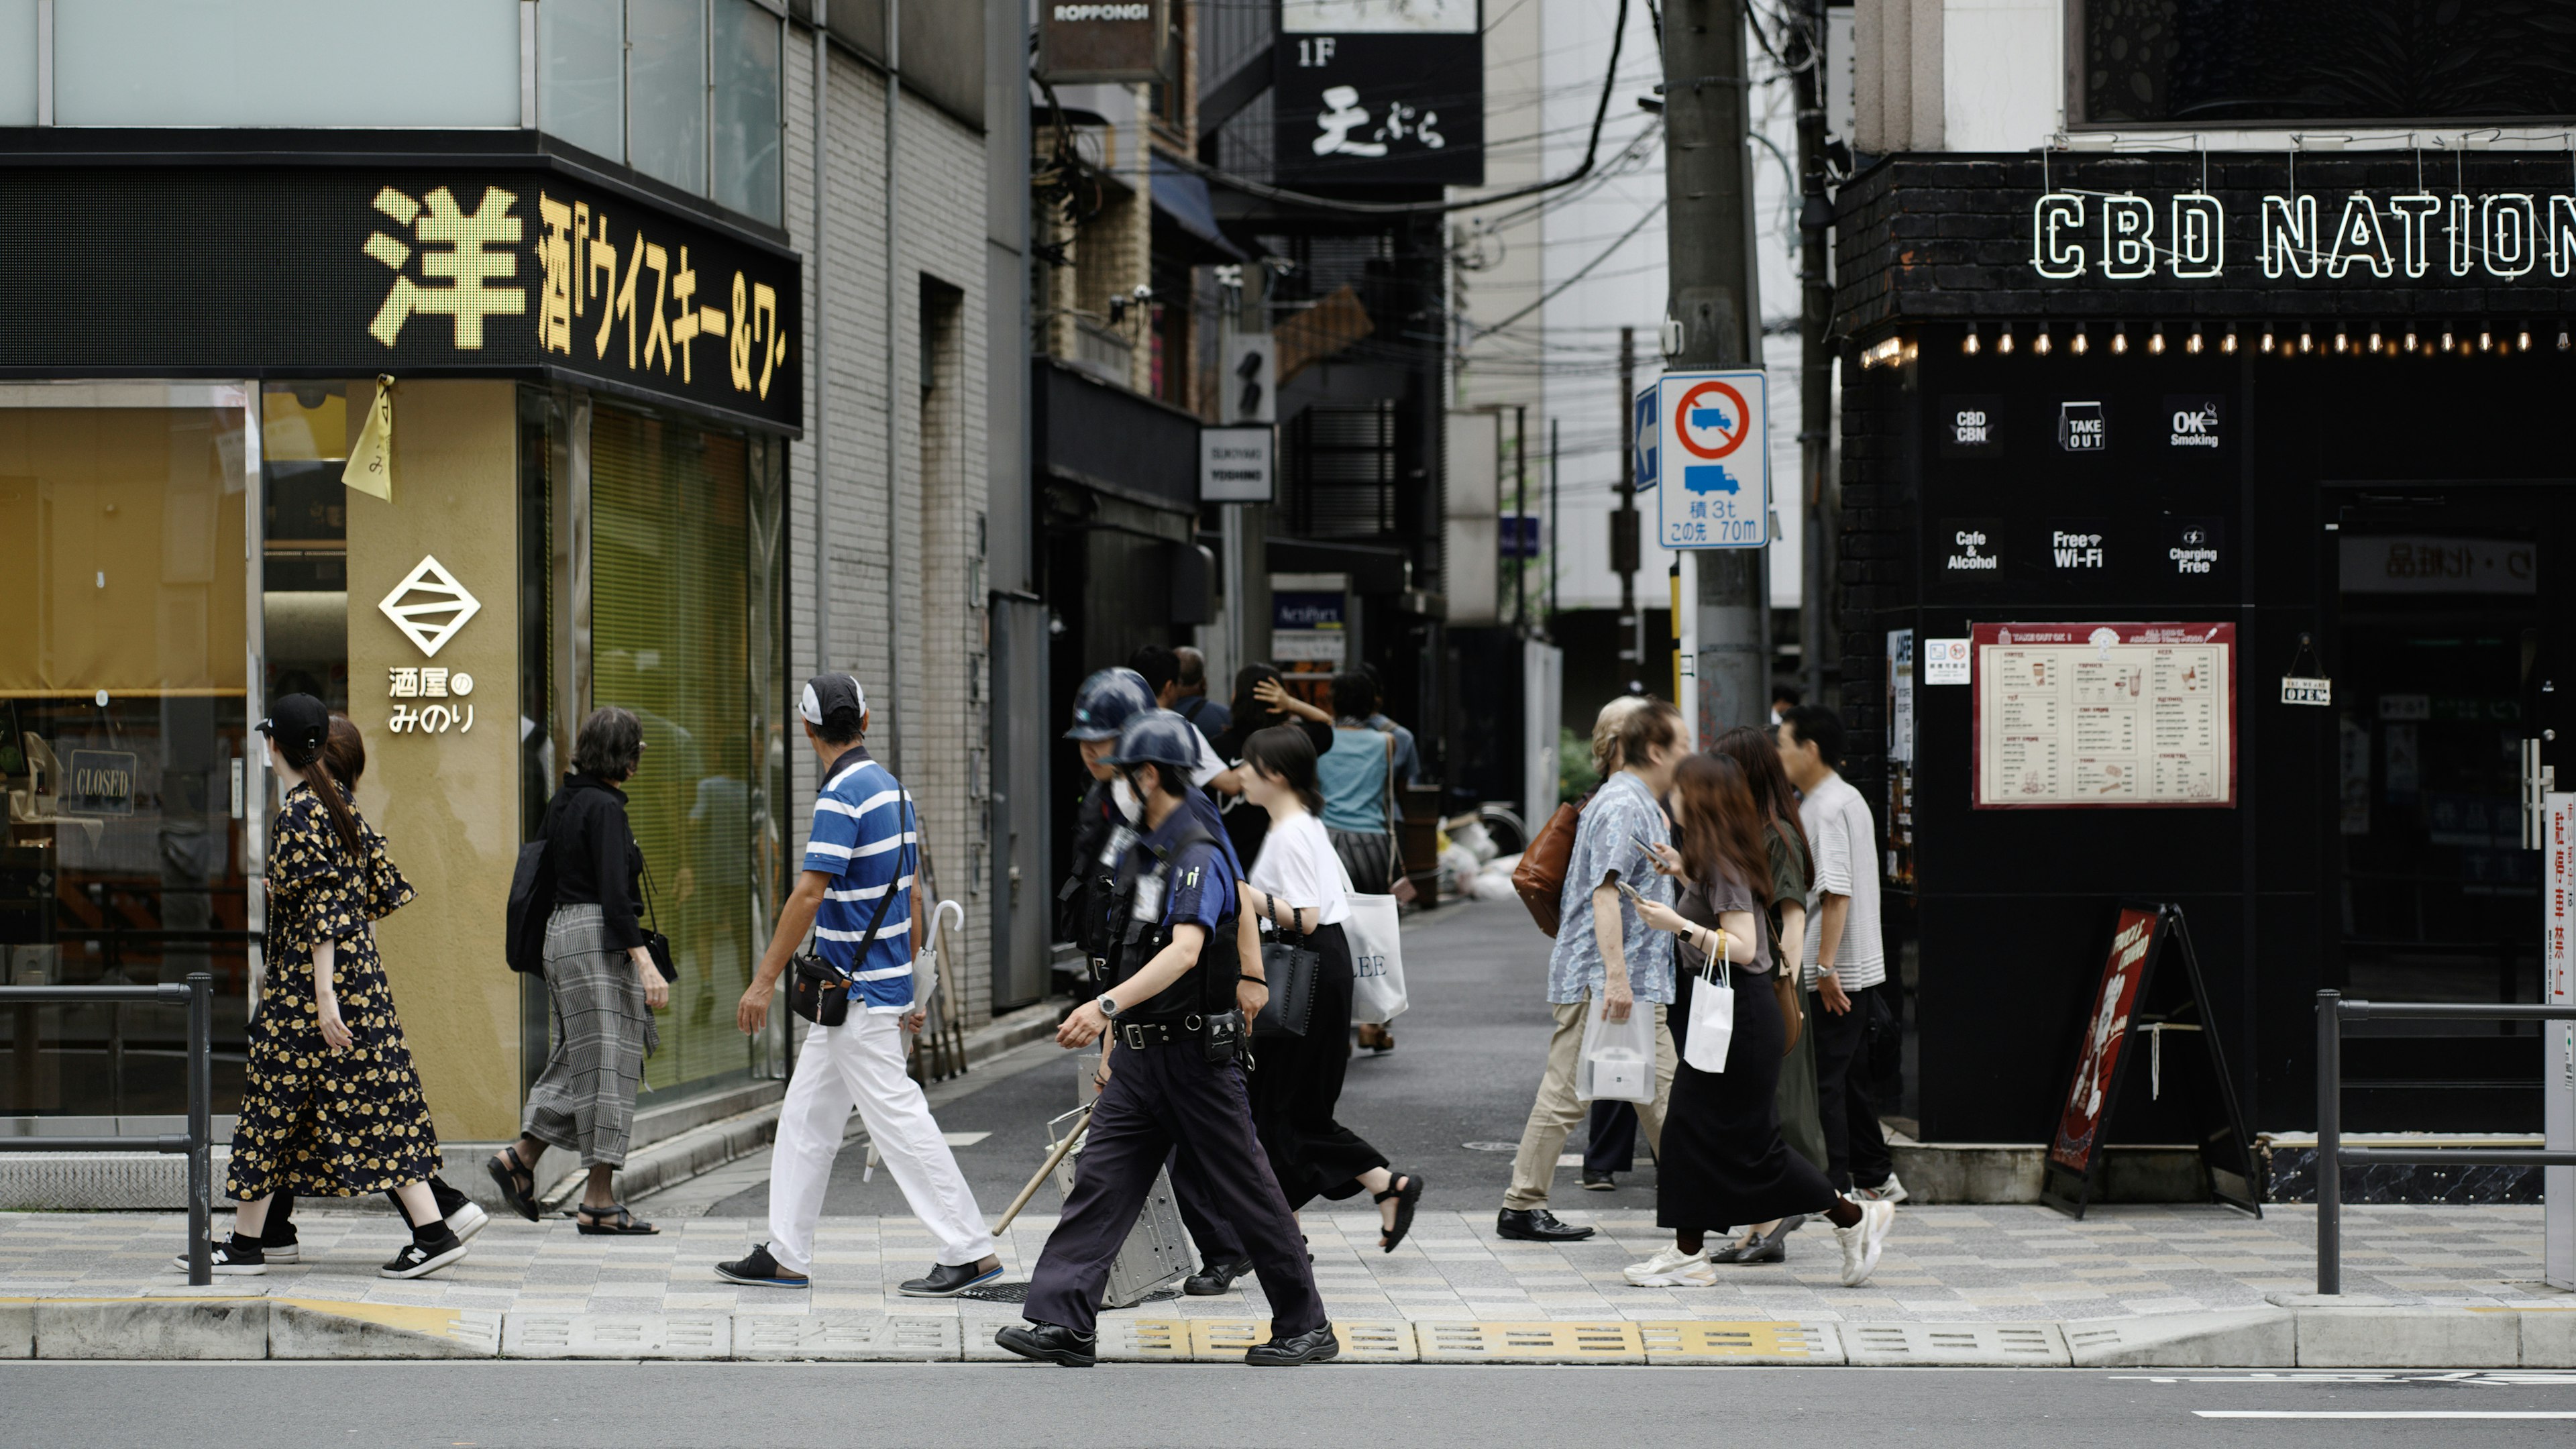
[{"x1": 1617, "y1": 753, "x2": 1894, "y2": 1290}]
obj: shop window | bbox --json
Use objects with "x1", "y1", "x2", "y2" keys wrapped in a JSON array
[
  {"x1": 542, "y1": 0, "x2": 628, "y2": 162},
  {"x1": 2078, "y1": 0, "x2": 2576, "y2": 125},
  {"x1": 589, "y1": 407, "x2": 784, "y2": 1094},
  {"x1": 627, "y1": 0, "x2": 711, "y2": 197},
  {"x1": 1, "y1": 388, "x2": 252, "y2": 1118},
  {"x1": 710, "y1": 0, "x2": 785, "y2": 224}
]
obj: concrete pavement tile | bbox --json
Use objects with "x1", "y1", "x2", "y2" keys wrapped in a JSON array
[
  {"x1": 2511, "y1": 1308, "x2": 2576, "y2": 1368},
  {"x1": 0, "y1": 1300, "x2": 29, "y2": 1357},
  {"x1": 1844, "y1": 1321, "x2": 2070, "y2": 1366},
  {"x1": 501, "y1": 1311, "x2": 731, "y2": 1359}
]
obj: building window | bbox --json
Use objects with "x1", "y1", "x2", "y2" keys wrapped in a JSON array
[
  {"x1": 541, "y1": 0, "x2": 627, "y2": 162},
  {"x1": 627, "y1": 0, "x2": 711, "y2": 197},
  {"x1": 2077, "y1": 0, "x2": 2576, "y2": 125},
  {"x1": 710, "y1": 0, "x2": 784, "y2": 224},
  {"x1": 540, "y1": 0, "x2": 785, "y2": 225}
]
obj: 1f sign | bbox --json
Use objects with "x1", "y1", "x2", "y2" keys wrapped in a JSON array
[{"x1": 1654, "y1": 370, "x2": 1770, "y2": 549}]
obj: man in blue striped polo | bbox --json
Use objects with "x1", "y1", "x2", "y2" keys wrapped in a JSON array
[{"x1": 717, "y1": 673, "x2": 1000, "y2": 1295}]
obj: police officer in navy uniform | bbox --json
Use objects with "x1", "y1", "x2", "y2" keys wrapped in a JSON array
[
  {"x1": 1000, "y1": 712, "x2": 1338, "y2": 1368},
  {"x1": 1058, "y1": 667, "x2": 1263, "y2": 1296}
]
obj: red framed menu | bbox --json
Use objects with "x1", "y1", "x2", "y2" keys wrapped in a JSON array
[{"x1": 1972, "y1": 622, "x2": 2236, "y2": 810}]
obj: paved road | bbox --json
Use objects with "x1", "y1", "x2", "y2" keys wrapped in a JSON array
[
  {"x1": 669, "y1": 902, "x2": 1655, "y2": 1225},
  {"x1": 7, "y1": 1361, "x2": 2573, "y2": 1448}
]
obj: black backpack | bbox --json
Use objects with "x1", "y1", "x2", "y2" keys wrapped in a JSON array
[{"x1": 506, "y1": 838, "x2": 553, "y2": 975}]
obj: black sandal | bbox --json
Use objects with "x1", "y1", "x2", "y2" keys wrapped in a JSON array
[
  {"x1": 575, "y1": 1202, "x2": 659, "y2": 1236},
  {"x1": 1374, "y1": 1172, "x2": 1425, "y2": 1254},
  {"x1": 487, "y1": 1146, "x2": 540, "y2": 1223}
]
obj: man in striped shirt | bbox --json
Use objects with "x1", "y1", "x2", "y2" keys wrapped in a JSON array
[{"x1": 717, "y1": 674, "x2": 1000, "y2": 1295}]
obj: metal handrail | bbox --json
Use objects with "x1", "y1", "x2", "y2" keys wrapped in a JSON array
[
  {"x1": 0, "y1": 976, "x2": 214, "y2": 1285},
  {"x1": 2314, "y1": 989, "x2": 2576, "y2": 1295}
]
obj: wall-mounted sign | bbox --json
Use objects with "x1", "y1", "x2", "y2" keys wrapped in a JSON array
[
  {"x1": 1220, "y1": 334, "x2": 1275, "y2": 425},
  {"x1": 2282, "y1": 677, "x2": 2334, "y2": 707},
  {"x1": 1941, "y1": 519, "x2": 2002, "y2": 574},
  {"x1": 2165, "y1": 517, "x2": 2224, "y2": 577},
  {"x1": 62, "y1": 749, "x2": 138, "y2": 816},
  {"x1": 1939, "y1": 395, "x2": 2004, "y2": 458},
  {"x1": 2164, "y1": 394, "x2": 2222, "y2": 451},
  {"x1": 1199, "y1": 425, "x2": 1275, "y2": 502},
  {"x1": 1972, "y1": 622, "x2": 2237, "y2": 810},
  {"x1": 1272, "y1": 585, "x2": 1348, "y2": 664},
  {"x1": 1275, "y1": 2, "x2": 1482, "y2": 188},
  {"x1": 2058, "y1": 400, "x2": 2106, "y2": 452},
  {"x1": 1037, "y1": 0, "x2": 1169, "y2": 84},
  {"x1": 1923, "y1": 637, "x2": 1972, "y2": 686},
  {"x1": 2031, "y1": 186, "x2": 2576, "y2": 284},
  {"x1": 2049, "y1": 525, "x2": 2108, "y2": 572},
  {"x1": 1654, "y1": 370, "x2": 1771, "y2": 549},
  {"x1": 2339, "y1": 535, "x2": 2538, "y2": 594},
  {"x1": 378, "y1": 555, "x2": 482, "y2": 657},
  {"x1": 0, "y1": 166, "x2": 801, "y2": 431}
]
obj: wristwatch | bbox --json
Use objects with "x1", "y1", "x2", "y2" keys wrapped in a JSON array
[{"x1": 1097, "y1": 995, "x2": 1121, "y2": 1019}]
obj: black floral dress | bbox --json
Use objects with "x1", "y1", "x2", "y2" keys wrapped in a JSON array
[{"x1": 224, "y1": 782, "x2": 441, "y2": 1201}]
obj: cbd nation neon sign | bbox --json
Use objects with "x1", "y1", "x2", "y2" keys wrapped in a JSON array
[{"x1": 2029, "y1": 189, "x2": 2576, "y2": 282}]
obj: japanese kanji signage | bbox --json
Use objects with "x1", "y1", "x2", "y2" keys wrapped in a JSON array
[
  {"x1": 1273, "y1": 9, "x2": 1482, "y2": 189},
  {"x1": 0, "y1": 166, "x2": 801, "y2": 432}
]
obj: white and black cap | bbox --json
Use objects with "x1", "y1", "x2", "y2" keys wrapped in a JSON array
[{"x1": 799, "y1": 672, "x2": 867, "y2": 727}]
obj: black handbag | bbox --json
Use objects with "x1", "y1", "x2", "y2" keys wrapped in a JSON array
[
  {"x1": 638, "y1": 854, "x2": 677, "y2": 983},
  {"x1": 790, "y1": 873, "x2": 899, "y2": 1027},
  {"x1": 505, "y1": 839, "x2": 555, "y2": 976},
  {"x1": 1251, "y1": 895, "x2": 1318, "y2": 1038}
]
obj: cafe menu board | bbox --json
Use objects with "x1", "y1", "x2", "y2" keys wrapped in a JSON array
[{"x1": 1972, "y1": 623, "x2": 2236, "y2": 810}]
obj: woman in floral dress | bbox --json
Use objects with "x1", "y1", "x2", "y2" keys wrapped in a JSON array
[{"x1": 179, "y1": 694, "x2": 465, "y2": 1279}]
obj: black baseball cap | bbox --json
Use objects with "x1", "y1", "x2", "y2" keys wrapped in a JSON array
[
  {"x1": 798, "y1": 672, "x2": 867, "y2": 727},
  {"x1": 257, "y1": 693, "x2": 329, "y2": 767}
]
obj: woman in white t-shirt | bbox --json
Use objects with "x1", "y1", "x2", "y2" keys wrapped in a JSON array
[{"x1": 1235, "y1": 726, "x2": 1426, "y2": 1253}]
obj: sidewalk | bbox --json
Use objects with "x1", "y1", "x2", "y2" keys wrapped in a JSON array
[{"x1": 3, "y1": 1202, "x2": 2567, "y2": 1364}]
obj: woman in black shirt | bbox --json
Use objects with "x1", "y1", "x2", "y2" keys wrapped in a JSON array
[{"x1": 488, "y1": 706, "x2": 670, "y2": 1234}]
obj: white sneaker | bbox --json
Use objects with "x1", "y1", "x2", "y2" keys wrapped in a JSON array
[
  {"x1": 1622, "y1": 1244, "x2": 1710, "y2": 1287},
  {"x1": 445, "y1": 1199, "x2": 490, "y2": 1244},
  {"x1": 1849, "y1": 1173, "x2": 1909, "y2": 1206},
  {"x1": 1833, "y1": 1199, "x2": 1895, "y2": 1287}
]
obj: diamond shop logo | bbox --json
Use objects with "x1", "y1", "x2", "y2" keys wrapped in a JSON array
[{"x1": 377, "y1": 555, "x2": 482, "y2": 657}]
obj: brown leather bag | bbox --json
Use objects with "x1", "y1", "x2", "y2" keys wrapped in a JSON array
[
  {"x1": 1510, "y1": 790, "x2": 1595, "y2": 936},
  {"x1": 1774, "y1": 971, "x2": 1804, "y2": 1056}
]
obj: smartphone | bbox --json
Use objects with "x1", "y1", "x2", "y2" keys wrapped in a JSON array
[{"x1": 1614, "y1": 878, "x2": 1646, "y2": 905}]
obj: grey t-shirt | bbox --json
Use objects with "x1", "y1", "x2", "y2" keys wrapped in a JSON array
[{"x1": 1676, "y1": 860, "x2": 1770, "y2": 975}]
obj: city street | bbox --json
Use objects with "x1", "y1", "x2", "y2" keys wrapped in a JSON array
[{"x1": 5, "y1": 1360, "x2": 2576, "y2": 1448}]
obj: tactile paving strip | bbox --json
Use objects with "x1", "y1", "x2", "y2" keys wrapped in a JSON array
[
  {"x1": 1640, "y1": 1320, "x2": 1840, "y2": 1364},
  {"x1": 1416, "y1": 1320, "x2": 1646, "y2": 1364},
  {"x1": 1095, "y1": 1317, "x2": 1191, "y2": 1361},
  {"x1": 1841, "y1": 1322, "x2": 2070, "y2": 1366}
]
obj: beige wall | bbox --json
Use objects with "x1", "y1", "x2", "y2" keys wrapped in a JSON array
[{"x1": 343, "y1": 380, "x2": 523, "y2": 1143}]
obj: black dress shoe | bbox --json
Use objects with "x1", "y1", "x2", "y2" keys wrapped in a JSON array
[
  {"x1": 1578, "y1": 1169, "x2": 1617, "y2": 1191},
  {"x1": 1244, "y1": 1324, "x2": 1340, "y2": 1366},
  {"x1": 899, "y1": 1258, "x2": 1004, "y2": 1297},
  {"x1": 1184, "y1": 1257, "x2": 1254, "y2": 1295},
  {"x1": 996, "y1": 1322, "x2": 1097, "y2": 1368},
  {"x1": 1496, "y1": 1208, "x2": 1595, "y2": 1242}
]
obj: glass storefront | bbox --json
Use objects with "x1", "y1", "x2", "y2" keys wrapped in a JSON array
[{"x1": 1, "y1": 385, "x2": 254, "y2": 1118}]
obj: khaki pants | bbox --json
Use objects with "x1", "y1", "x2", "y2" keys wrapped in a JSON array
[{"x1": 1502, "y1": 994, "x2": 1677, "y2": 1211}]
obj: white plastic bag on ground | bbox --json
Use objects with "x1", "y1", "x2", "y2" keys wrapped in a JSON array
[
  {"x1": 1683, "y1": 960, "x2": 1735, "y2": 1074},
  {"x1": 1576, "y1": 994, "x2": 1656, "y2": 1103}
]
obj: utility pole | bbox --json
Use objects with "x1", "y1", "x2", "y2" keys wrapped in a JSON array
[
  {"x1": 1613, "y1": 326, "x2": 1641, "y2": 689},
  {"x1": 1661, "y1": 0, "x2": 1764, "y2": 737},
  {"x1": 1787, "y1": 0, "x2": 1832, "y2": 712}
]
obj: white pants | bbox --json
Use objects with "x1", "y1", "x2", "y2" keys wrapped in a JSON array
[{"x1": 766, "y1": 1012, "x2": 994, "y2": 1276}]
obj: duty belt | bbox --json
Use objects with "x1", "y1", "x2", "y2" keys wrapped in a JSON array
[{"x1": 1115, "y1": 1014, "x2": 1206, "y2": 1051}]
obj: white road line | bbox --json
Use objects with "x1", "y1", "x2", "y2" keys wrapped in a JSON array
[{"x1": 2194, "y1": 1402, "x2": 2576, "y2": 1413}]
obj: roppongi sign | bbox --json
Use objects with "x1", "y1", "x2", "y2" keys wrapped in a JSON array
[{"x1": 2030, "y1": 189, "x2": 2576, "y2": 282}]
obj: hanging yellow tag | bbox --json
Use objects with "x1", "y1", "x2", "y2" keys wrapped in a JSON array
[{"x1": 341, "y1": 376, "x2": 395, "y2": 502}]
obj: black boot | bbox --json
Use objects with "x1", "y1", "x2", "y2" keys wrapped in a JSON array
[{"x1": 995, "y1": 1322, "x2": 1097, "y2": 1368}]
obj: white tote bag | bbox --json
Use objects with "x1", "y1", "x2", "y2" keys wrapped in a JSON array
[
  {"x1": 1576, "y1": 992, "x2": 1658, "y2": 1103},
  {"x1": 1344, "y1": 890, "x2": 1408, "y2": 1024},
  {"x1": 1682, "y1": 958, "x2": 1735, "y2": 1074}
]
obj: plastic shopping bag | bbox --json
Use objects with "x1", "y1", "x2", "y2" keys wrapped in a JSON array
[
  {"x1": 1576, "y1": 992, "x2": 1657, "y2": 1104},
  {"x1": 1683, "y1": 960, "x2": 1735, "y2": 1074},
  {"x1": 1344, "y1": 890, "x2": 1409, "y2": 1025}
]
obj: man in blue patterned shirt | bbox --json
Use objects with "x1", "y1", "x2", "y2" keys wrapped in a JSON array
[{"x1": 1496, "y1": 698, "x2": 1686, "y2": 1242}]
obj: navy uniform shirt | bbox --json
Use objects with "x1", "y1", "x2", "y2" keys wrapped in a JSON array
[{"x1": 1107, "y1": 804, "x2": 1239, "y2": 1021}]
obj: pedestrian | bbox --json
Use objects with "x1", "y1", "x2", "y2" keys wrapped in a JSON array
[
  {"x1": 250, "y1": 715, "x2": 488, "y2": 1265},
  {"x1": 1173, "y1": 645, "x2": 1230, "y2": 741},
  {"x1": 1354, "y1": 663, "x2": 1422, "y2": 786},
  {"x1": 999, "y1": 712, "x2": 1339, "y2": 1368},
  {"x1": 1577, "y1": 696, "x2": 1650, "y2": 1192},
  {"x1": 487, "y1": 706, "x2": 672, "y2": 1236},
  {"x1": 1232, "y1": 724, "x2": 1425, "y2": 1249},
  {"x1": 1702, "y1": 724, "x2": 1827, "y2": 1262},
  {"x1": 1495, "y1": 698, "x2": 1686, "y2": 1242},
  {"x1": 1318, "y1": 670, "x2": 1408, "y2": 1051},
  {"x1": 1057, "y1": 667, "x2": 1264, "y2": 1297},
  {"x1": 182, "y1": 696, "x2": 464, "y2": 1279},
  {"x1": 1617, "y1": 752, "x2": 1896, "y2": 1289},
  {"x1": 1769, "y1": 684, "x2": 1801, "y2": 727},
  {"x1": 1128, "y1": 644, "x2": 1182, "y2": 708},
  {"x1": 714, "y1": 674, "x2": 1001, "y2": 1294},
  {"x1": 1778, "y1": 704, "x2": 1906, "y2": 1205},
  {"x1": 1210, "y1": 665, "x2": 1333, "y2": 869}
]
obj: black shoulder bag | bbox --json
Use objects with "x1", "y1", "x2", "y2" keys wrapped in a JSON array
[
  {"x1": 1251, "y1": 892, "x2": 1318, "y2": 1038},
  {"x1": 637, "y1": 853, "x2": 678, "y2": 983},
  {"x1": 790, "y1": 789, "x2": 914, "y2": 1028}
]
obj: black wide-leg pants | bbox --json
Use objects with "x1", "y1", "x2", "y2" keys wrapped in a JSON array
[{"x1": 1025, "y1": 1037, "x2": 1326, "y2": 1338}]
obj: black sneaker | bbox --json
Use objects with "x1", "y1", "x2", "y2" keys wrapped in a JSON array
[
  {"x1": 1578, "y1": 1169, "x2": 1617, "y2": 1192},
  {"x1": 995, "y1": 1322, "x2": 1097, "y2": 1368},
  {"x1": 898, "y1": 1258, "x2": 1004, "y2": 1297},
  {"x1": 1496, "y1": 1207, "x2": 1595, "y2": 1242},
  {"x1": 714, "y1": 1242, "x2": 811, "y2": 1288},
  {"x1": 1245, "y1": 1323, "x2": 1340, "y2": 1366},
  {"x1": 380, "y1": 1227, "x2": 467, "y2": 1280},
  {"x1": 172, "y1": 1234, "x2": 266, "y2": 1276}
]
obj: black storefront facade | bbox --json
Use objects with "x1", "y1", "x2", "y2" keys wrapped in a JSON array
[{"x1": 1833, "y1": 152, "x2": 2575, "y2": 1154}]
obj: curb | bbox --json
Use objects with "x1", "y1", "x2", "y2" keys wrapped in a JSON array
[{"x1": 7, "y1": 1297, "x2": 2569, "y2": 1364}]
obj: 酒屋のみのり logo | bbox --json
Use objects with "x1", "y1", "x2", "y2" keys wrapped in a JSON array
[{"x1": 377, "y1": 555, "x2": 482, "y2": 657}]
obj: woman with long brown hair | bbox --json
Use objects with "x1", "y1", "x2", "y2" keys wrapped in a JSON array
[
  {"x1": 1705, "y1": 724, "x2": 1826, "y2": 1261},
  {"x1": 179, "y1": 696, "x2": 464, "y2": 1279},
  {"x1": 1620, "y1": 753, "x2": 1894, "y2": 1290}
]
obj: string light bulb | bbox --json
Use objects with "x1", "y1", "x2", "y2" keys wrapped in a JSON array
[
  {"x1": 2034, "y1": 325, "x2": 2053, "y2": 356},
  {"x1": 2149, "y1": 321, "x2": 2167, "y2": 355},
  {"x1": 1963, "y1": 322, "x2": 1980, "y2": 356},
  {"x1": 2260, "y1": 323, "x2": 2276, "y2": 354},
  {"x1": 2440, "y1": 323, "x2": 2455, "y2": 352},
  {"x1": 2516, "y1": 322, "x2": 2531, "y2": 352},
  {"x1": 2403, "y1": 323, "x2": 2418, "y2": 353},
  {"x1": 2221, "y1": 323, "x2": 2239, "y2": 355},
  {"x1": 2072, "y1": 321, "x2": 2090, "y2": 356},
  {"x1": 1997, "y1": 322, "x2": 2016, "y2": 356},
  {"x1": 2186, "y1": 323, "x2": 2204, "y2": 355},
  {"x1": 2478, "y1": 326, "x2": 2493, "y2": 353},
  {"x1": 2111, "y1": 321, "x2": 2129, "y2": 356},
  {"x1": 2367, "y1": 323, "x2": 2382, "y2": 354},
  {"x1": 2298, "y1": 325, "x2": 2314, "y2": 355},
  {"x1": 2332, "y1": 327, "x2": 2349, "y2": 354},
  {"x1": 2559, "y1": 323, "x2": 2570, "y2": 352}
]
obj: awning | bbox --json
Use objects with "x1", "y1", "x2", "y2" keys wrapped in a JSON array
[{"x1": 1150, "y1": 157, "x2": 1248, "y2": 262}]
